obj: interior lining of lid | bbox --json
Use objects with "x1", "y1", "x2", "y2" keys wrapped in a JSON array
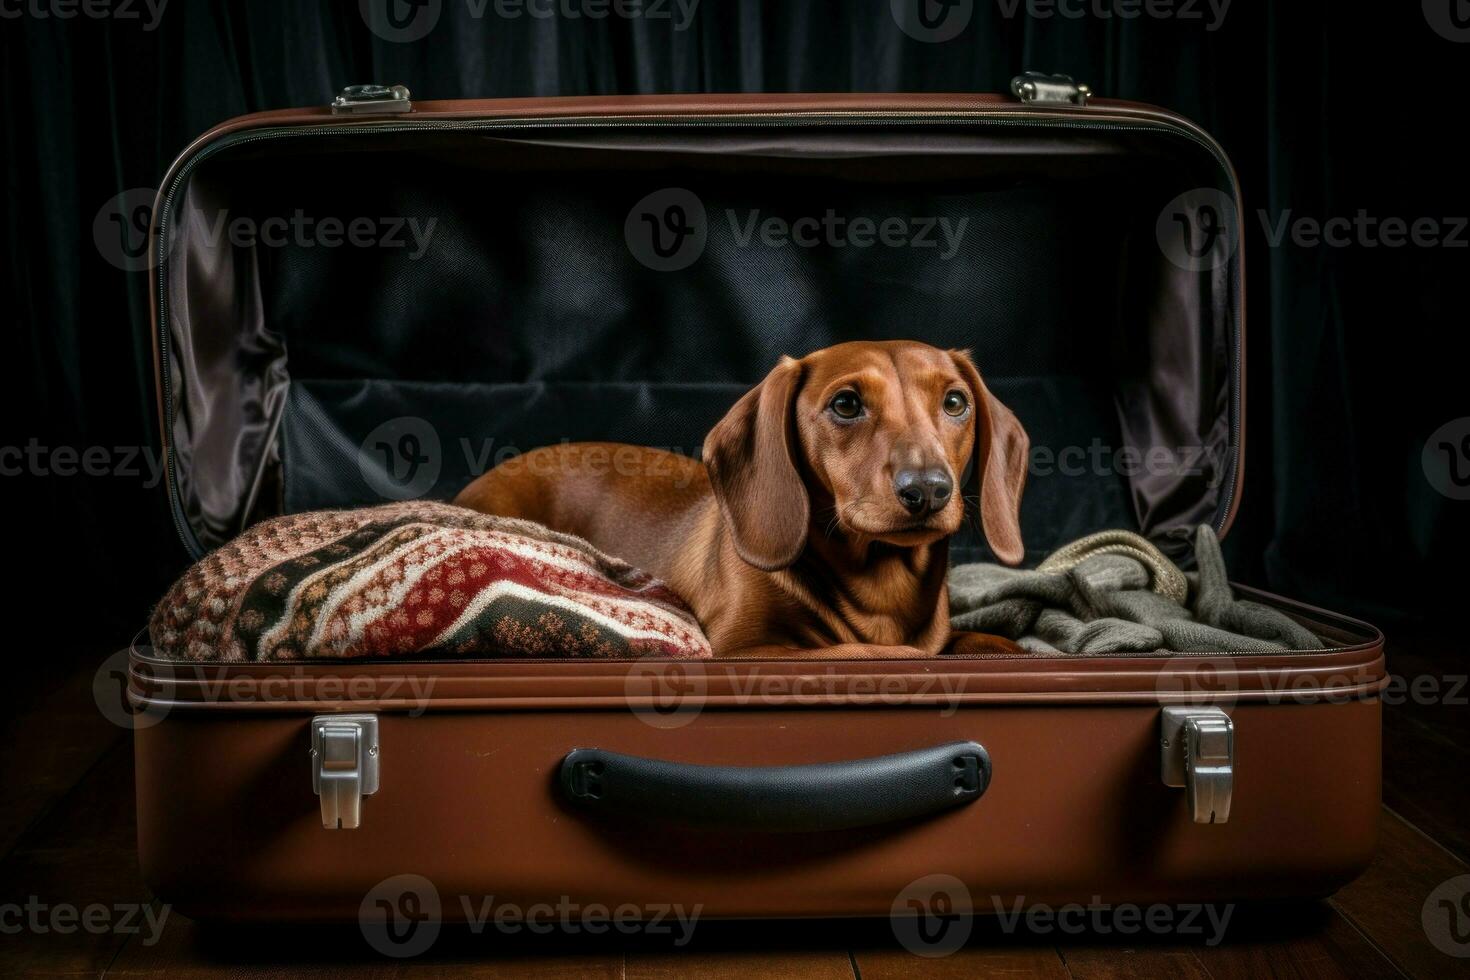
[{"x1": 161, "y1": 122, "x2": 1237, "y2": 562}]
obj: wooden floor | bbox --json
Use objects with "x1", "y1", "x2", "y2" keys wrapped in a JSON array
[{"x1": 3, "y1": 631, "x2": 1467, "y2": 978}]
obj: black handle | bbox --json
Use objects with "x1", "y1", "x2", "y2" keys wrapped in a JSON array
[{"x1": 560, "y1": 741, "x2": 990, "y2": 833}]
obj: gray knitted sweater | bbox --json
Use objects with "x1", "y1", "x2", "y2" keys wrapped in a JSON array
[{"x1": 949, "y1": 525, "x2": 1323, "y2": 654}]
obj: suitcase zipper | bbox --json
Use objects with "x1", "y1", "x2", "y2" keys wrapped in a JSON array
[{"x1": 154, "y1": 106, "x2": 1244, "y2": 561}]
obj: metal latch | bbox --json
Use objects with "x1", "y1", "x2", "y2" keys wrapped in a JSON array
[
  {"x1": 331, "y1": 84, "x2": 412, "y2": 115},
  {"x1": 1010, "y1": 72, "x2": 1092, "y2": 106},
  {"x1": 1160, "y1": 706, "x2": 1233, "y2": 824},
  {"x1": 311, "y1": 714, "x2": 380, "y2": 829}
]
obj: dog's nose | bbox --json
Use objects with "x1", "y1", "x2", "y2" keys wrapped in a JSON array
[{"x1": 894, "y1": 468, "x2": 954, "y2": 516}]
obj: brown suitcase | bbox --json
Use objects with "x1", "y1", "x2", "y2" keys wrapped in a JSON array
[{"x1": 131, "y1": 79, "x2": 1385, "y2": 928}]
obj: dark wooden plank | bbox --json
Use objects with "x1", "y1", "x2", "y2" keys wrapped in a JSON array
[
  {"x1": 857, "y1": 945, "x2": 1068, "y2": 979},
  {"x1": 0, "y1": 657, "x2": 125, "y2": 858},
  {"x1": 624, "y1": 918, "x2": 856, "y2": 980},
  {"x1": 1187, "y1": 902, "x2": 1404, "y2": 980},
  {"x1": 109, "y1": 917, "x2": 857, "y2": 979},
  {"x1": 0, "y1": 740, "x2": 149, "y2": 978},
  {"x1": 847, "y1": 908, "x2": 1067, "y2": 978},
  {"x1": 1378, "y1": 629, "x2": 1470, "y2": 865},
  {"x1": 627, "y1": 949, "x2": 853, "y2": 979},
  {"x1": 1331, "y1": 809, "x2": 1470, "y2": 979},
  {"x1": 1059, "y1": 946, "x2": 1211, "y2": 980},
  {"x1": 1036, "y1": 900, "x2": 1403, "y2": 980},
  {"x1": 107, "y1": 915, "x2": 630, "y2": 978},
  {"x1": 111, "y1": 930, "x2": 624, "y2": 978}
]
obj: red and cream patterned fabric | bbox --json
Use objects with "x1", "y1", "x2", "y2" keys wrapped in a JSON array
[{"x1": 149, "y1": 501, "x2": 712, "y2": 661}]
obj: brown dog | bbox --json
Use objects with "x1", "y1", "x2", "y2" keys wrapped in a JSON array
[{"x1": 454, "y1": 340, "x2": 1029, "y2": 658}]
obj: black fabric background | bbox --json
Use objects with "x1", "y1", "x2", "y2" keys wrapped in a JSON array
[{"x1": 3, "y1": 0, "x2": 1465, "y2": 653}]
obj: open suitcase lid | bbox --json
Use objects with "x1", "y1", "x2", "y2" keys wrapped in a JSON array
[{"x1": 150, "y1": 77, "x2": 1244, "y2": 565}]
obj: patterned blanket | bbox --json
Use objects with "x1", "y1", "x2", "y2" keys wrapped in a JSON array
[{"x1": 149, "y1": 502, "x2": 712, "y2": 662}]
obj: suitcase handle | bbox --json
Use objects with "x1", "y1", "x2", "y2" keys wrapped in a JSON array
[{"x1": 559, "y1": 741, "x2": 990, "y2": 832}]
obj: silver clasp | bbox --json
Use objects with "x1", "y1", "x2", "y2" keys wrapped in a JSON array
[
  {"x1": 1161, "y1": 706, "x2": 1234, "y2": 824},
  {"x1": 331, "y1": 84, "x2": 412, "y2": 115},
  {"x1": 311, "y1": 714, "x2": 380, "y2": 829},
  {"x1": 1010, "y1": 72, "x2": 1092, "y2": 106}
]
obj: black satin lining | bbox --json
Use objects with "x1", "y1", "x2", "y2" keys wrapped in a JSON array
[
  {"x1": 282, "y1": 376, "x2": 1131, "y2": 564},
  {"x1": 163, "y1": 123, "x2": 1237, "y2": 561}
]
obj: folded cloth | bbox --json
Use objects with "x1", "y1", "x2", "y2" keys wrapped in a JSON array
[
  {"x1": 1036, "y1": 529, "x2": 1189, "y2": 605},
  {"x1": 149, "y1": 501, "x2": 712, "y2": 662},
  {"x1": 949, "y1": 525, "x2": 1323, "y2": 654},
  {"x1": 1187, "y1": 524, "x2": 1322, "y2": 650}
]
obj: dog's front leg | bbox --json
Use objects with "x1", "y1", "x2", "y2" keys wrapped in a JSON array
[
  {"x1": 719, "y1": 643, "x2": 935, "y2": 660},
  {"x1": 942, "y1": 631, "x2": 1025, "y2": 657}
]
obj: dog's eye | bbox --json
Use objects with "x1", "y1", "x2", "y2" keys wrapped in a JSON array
[
  {"x1": 943, "y1": 390, "x2": 969, "y2": 417},
  {"x1": 829, "y1": 391, "x2": 864, "y2": 420}
]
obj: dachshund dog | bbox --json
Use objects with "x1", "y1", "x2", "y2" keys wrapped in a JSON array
[{"x1": 454, "y1": 340, "x2": 1029, "y2": 658}]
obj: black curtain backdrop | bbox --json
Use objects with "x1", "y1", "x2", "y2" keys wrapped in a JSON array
[{"x1": 2, "y1": 0, "x2": 1465, "y2": 654}]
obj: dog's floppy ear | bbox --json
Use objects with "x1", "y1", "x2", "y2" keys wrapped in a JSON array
[
  {"x1": 951, "y1": 349, "x2": 1029, "y2": 566},
  {"x1": 704, "y1": 356, "x2": 809, "y2": 571}
]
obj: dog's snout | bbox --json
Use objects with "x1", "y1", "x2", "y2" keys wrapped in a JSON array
[{"x1": 894, "y1": 468, "x2": 953, "y2": 516}]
